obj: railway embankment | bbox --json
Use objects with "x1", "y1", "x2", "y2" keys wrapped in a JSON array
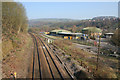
[{"x1": 2, "y1": 33, "x2": 33, "y2": 78}]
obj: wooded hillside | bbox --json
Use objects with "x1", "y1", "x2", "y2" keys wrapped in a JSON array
[
  {"x1": 2, "y1": 2, "x2": 29, "y2": 58},
  {"x1": 29, "y1": 16, "x2": 118, "y2": 33},
  {"x1": 2, "y1": 2, "x2": 28, "y2": 36}
]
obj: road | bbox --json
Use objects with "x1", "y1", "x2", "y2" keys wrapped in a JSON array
[
  {"x1": 74, "y1": 39, "x2": 119, "y2": 55},
  {"x1": 89, "y1": 39, "x2": 118, "y2": 52},
  {"x1": 73, "y1": 43, "x2": 98, "y2": 54}
]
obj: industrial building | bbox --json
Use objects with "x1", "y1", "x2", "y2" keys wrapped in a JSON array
[
  {"x1": 50, "y1": 29, "x2": 71, "y2": 35},
  {"x1": 58, "y1": 32, "x2": 82, "y2": 39},
  {"x1": 82, "y1": 27, "x2": 102, "y2": 38},
  {"x1": 48, "y1": 27, "x2": 103, "y2": 40},
  {"x1": 49, "y1": 29, "x2": 82, "y2": 39}
]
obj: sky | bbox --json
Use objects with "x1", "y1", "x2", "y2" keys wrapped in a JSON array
[
  {"x1": 14, "y1": 0, "x2": 120, "y2": 2},
  {"x1": 21, "y1": 2, "x2": 118, "y2": 20}
]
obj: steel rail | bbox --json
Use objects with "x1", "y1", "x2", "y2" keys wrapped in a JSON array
[
  {"x1": 38, "y1": 37, "x2": 64, "y2": 80},
  {"x1": 30, "y1": 33, "x2": 42, "y2": 80}
]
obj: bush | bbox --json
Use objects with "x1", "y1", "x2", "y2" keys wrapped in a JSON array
[
  {"x1": 111, "y1": 29, "x2": 120, "y2": 46},
  {"x1": 90, "y1": 36, "x2": 96, "y2": 40}
]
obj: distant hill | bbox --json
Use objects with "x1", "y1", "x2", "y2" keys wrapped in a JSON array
[
  {"x1": 29, "y1": 16, "x2": 117, "y2": 23},
  {"x1": 29, "y1": 18, "x2": 79, "y2": 27},
  {"x1": 92, "y1": 16, "x2": 117, "y2": 21},
  {"x1": 28, "y1": 16, "x2": 118, "y2": 33},
  {"x1": 29, "y1": 18, "x2": 78, "y2": 22}
]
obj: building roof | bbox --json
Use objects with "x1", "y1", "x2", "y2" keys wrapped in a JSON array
[
  {"x1": 50, "y1": 29, "x2": 71, "y2": 33},
  {"x1": 105, "y1": 33, "x2": 114, "y2": 35},
  {"x1": 58, "y1": 32, "x2": 82, "y2": 35},
  {"x1": 82, "y1": 27, "x2": 102, "y2": 33}
]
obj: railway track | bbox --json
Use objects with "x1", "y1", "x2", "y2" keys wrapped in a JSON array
[
  {"x1": 30, "y1": 33, "x2": 42, "y2": 80},
  {"x1": 39, "y1": 35, "x2": 75, "y2": 79},
  {"x1": 30, "y1": 33, "x2": 74, "y2": 80}
]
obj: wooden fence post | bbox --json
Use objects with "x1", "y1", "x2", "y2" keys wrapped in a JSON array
[{"x1": 81, "y1": 61, "x2": 82, "y2": 66}]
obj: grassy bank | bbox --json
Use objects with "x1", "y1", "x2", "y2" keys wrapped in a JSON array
[
  {"x1": 2, "y1": 33, "x2": 33, "y2": 78},
  {"x1": 54, "y1": 39, "x2": 118, "y2": 78}
]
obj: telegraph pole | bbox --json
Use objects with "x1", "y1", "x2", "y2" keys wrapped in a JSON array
[{"x1": 96, "y1": 35, "x2": 101, "y2": 71}]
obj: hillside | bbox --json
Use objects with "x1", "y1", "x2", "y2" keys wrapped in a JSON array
[
  {"x1": 29, "y1": 18, "x2": 78, "y2": 27},
  {"x1": 28, "y1": 16, "x2": 118, "y2": 33},
  {"x1": 92, "y1": 16, "x2": 117, "y2": 20},
  {"x1": 2, "y1": 2, "x2": 33, "y2": 78},
  {"x1": 29, "y1": 18, "x2": 77, "y2": 22}
]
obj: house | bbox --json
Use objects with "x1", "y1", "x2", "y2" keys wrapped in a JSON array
[
  {"x1": 82, "y1": 27, "x2": 102, "y2": 38},
  {"x1": 104, "y1": 33, "x2": 114, "y2": 38}
]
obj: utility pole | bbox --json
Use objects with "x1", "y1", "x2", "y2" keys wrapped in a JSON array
[{"x1": 96, "y1": 35, "x2": 101, "y2": 71}]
